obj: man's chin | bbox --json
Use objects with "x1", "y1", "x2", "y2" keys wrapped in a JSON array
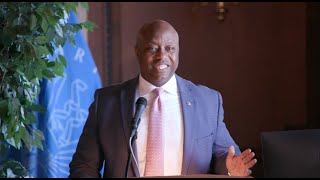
[{"x1": 156, "y1": 75, "x2": 173, "y2": 86}]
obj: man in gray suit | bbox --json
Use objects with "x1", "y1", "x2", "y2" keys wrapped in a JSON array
[{"x1": 69, "y1": 20, "x2": 257, "y2": 178}]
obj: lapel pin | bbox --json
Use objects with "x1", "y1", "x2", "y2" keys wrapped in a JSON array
[{"x1": 186, "y1": 101, "x2": 191, "y2": 106}]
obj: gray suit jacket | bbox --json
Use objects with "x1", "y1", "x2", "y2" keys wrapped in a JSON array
[{"x1": 69, "y1": 75, "x2": 240, "y2": 178}]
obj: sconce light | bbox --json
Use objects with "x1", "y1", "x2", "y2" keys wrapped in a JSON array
[
  {"x1": 192, "y1": 2, "x2": 238, "y2": 22},
  {"x1": 216, "y1": 2, "x2": 227, "y2": 21}
]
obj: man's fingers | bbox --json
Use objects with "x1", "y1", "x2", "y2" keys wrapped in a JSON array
[
  {"x1": 245, "y1": 159, "x2": 258, "y2": 169},
  {"x1": 239, "y1": 148, "x2": 252, "y2": 159},
  {"x1": 243, "y1": 152, "x2": 255, "y2": 164}
]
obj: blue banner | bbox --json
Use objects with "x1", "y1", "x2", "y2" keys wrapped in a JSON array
[{"x1": 10, "y1": 11, "x2": 102, "y2": 178}]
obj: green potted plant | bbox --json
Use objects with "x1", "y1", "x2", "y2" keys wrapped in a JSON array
[{"x1": 0, "y1": 2, "x2": 95, "y2": 177}]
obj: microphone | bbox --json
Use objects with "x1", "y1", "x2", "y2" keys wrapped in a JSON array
[
  {"x1": 125, "y1": 97, "x2": 147, "y2": 178},
  {"x1": 129, "y1": 97, "x2": 147, "y2": 138}
]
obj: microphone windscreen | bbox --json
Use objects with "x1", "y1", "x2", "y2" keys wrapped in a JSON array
[{"x1": 136, "y1": 97, "x2": 147, "y2": 106}]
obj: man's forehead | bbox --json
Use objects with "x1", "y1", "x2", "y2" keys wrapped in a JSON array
[
  {"x1": 142, "y1": 29, "x2": 179, "y2": 42},
  {"x1": 145, "y1": 31, "x2": 177, "y2": 39},
  {"x1": 136, "y1": 20, "x2": 179, "y2": 47}
]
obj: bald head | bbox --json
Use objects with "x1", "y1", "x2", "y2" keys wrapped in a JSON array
[
  {"x1": 134, "y1": 20, "x2": 180, "y2": 87},
  {"x1": 135, "y1": 20, "x2": 179, "y2": 49}
]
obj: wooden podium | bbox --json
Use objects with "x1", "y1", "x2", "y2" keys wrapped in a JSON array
[{"x1": 132, "y1": 174, "x2": 253, "y2": 178}]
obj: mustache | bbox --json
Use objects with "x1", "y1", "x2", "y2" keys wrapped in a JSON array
[{"x1": 153, "y1": 60, "x2": 170, "y2": 66}]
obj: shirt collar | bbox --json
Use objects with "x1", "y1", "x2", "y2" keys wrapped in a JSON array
[{"x1": 138, "y1": 74, "x2": 178, "y2": 97}]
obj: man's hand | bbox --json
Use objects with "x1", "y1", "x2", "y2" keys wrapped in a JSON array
[{"x1": 226, "y1": 145, "x2": 257, "y2": 177}]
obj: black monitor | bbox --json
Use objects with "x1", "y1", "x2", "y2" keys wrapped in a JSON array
[{"x1": 261, "y1": 129, "x2": 320, "y2": 178}]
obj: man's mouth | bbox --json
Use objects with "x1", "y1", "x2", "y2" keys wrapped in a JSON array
[
  {"x1": 159, "y1": 64, "x2": 168, "y2": 70},
  {"x1": 156, "y1": 64, "x2": 169, "y2": 70}
]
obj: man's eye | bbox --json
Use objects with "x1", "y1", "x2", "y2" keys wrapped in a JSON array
[
  {"x1": 166, "y1": 46, "x2": 175, "y2": 52},
  {"x1": 146, "y1": 47, "x2": 157, "y2": 52}
]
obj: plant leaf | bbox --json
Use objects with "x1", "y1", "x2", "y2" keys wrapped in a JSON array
[
  {"x1": 46, "y1": 27, "x2": 55, "y2": 42},
  {"x1": 80, "y1": 21, "x2": 96, "y2": 32},
  {"x1": 53, "y1": 61, "x2": 65, "y2": 76},
  {"x1": 29, "y1": 104, "x2": 46, "y2": 112},
  {"x1": 0, "y1": 144, "x2": 6, "y2": 157},
  {"x1": 25, "y1": 112, "x2": 37, "y2": 124},
  {"x1": 30, "y1": 14, "x2": 37, "y2": 30},
  {"x1": 46, "y1": 61, "x2": 55, "y2": 67},
  {"x1": 58, "y1": 54, "x2": 67, "y2": 67},
  {"x1": 42, "y1": 69, "x2": 55, "y2": 79},
  {"x1": 68, "y1": 36, "x2": 75, "y2": 47},
  {"x1": 35, "y1": 36, "x2": 48, "y2": 45},
  {"x1": 19, "y1": 126, "x2": 32, "y2": 151},
  {"x1": 33, "y1": 129, "x2": 45, "y2": 141},
  {"x1": 41, "y1": 17, "x2": 48, "y2": 32}
]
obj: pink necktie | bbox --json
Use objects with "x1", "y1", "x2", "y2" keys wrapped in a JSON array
[{"x1": 144, "y1": 88, "x2": 164, "y2": 177}]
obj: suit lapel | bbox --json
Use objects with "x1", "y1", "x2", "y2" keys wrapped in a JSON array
[
  {"x1": 120, "y1": 76, "x2": 140, "y2": 177},
  {"x1": 176, "y1": 75, "x2": 196, "y2": 175}
]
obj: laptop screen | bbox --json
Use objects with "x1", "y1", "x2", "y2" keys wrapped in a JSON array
[{"x1": 261, "y1": 129, "x2": 320, "y2": 178}]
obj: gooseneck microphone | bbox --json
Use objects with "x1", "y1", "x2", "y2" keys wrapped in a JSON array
[
  {"x1": 129, "y1": 97, "x2": 147, "y2": 138},
  {"x1": 125, "y1": 97, "x2": 147, "y2": 178}
]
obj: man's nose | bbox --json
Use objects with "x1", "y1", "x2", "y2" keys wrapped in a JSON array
[{"x1": 155, "y1": 49, "x2": 167, "y2": 60}]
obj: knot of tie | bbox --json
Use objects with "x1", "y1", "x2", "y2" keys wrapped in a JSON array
[{"x1": 153, "y1": 88, "x2": 164, "y2": 96}]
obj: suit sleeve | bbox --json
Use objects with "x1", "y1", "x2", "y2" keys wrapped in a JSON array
[
  {"x1": 211, "y1": 91, "x2": 241, "y2": 174},
  {"x1": 69, "y1": 90, "x2": 104, "y2": 178}
]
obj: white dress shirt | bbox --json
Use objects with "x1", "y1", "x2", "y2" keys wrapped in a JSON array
[{"x1": 136, "y1": 74, "x2": 184, "y2": 176}]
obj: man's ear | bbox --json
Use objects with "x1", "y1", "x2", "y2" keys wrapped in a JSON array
[{"x1": 135, "y1": 46, "x2": 140, "y2": 57}]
